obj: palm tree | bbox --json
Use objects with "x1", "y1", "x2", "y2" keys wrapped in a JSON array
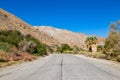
[{"x1": 85, "y1": 36, "x2": 98, "y2": 52}]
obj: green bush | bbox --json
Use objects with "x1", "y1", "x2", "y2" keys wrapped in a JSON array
[
  {"x1": 0, "y1": 30, "x2": 10, "y2": 36},
  {"x1": 0, "y1": 35, "x2": 6, "y2": 42},
  {"x1": 0, "y1": 30, "x2": 48, "y2": 56},
  {"x1": 0, "y1": 42, "x2": 13, "y2": 52},
  {"x1": 46, "y1": 46, "x2": 54, "y2": 54},
  {"x1": 0, "y1": 30, "x2": 23, "y2": 47},
  {"x1": 25, "y1": 35, "x2": 47, "y2": 55},
  {"x1": 37, "y1": 44, "x2": 47, "y2": 56},
  {"x1": 26, "y1": 36, "x2": 40, "y2": 44},
  {"x1": 57, "y1": 44, "x2": 72, "y2": 53},
  {"x1": 5, "y1": 30, "x2": 23, "y2": 46},
  {"x1": 97, "y1": 45, "x2": 103, "y2": 52},
  {"x1": 72, "y1": 46, "x2": 79, "y2": 54}
]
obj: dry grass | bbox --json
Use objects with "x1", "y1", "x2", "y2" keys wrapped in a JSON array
[
  {"x1": 0, "y1": 60, "x2": 22, "y2": 68},
  {"x1": 0, "y1": 50, "x2": 37, "y2": 68},
  {"x1": 78, "y1": 51, "x2": 120, "y2": 62},
  {"x1": 78, "y1": 51, "x2": 106, "y2": 59}
]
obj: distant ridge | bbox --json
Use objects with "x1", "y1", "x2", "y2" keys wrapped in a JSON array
[{"x1": 34, "y1": 26, "x2": 105, "y2": 48}]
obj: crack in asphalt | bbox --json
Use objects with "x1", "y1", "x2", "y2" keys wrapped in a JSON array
[{"x1": 61, "y1": 54, "x2": 63, "y2": 80}]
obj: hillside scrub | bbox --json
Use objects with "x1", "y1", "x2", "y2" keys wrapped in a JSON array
[
  {"x1": 0, "y1": 30, "x2": 49, "y2": 67},
  {"x1": 0, "y1": 30, "x2": 48, "y2": 61},
  {"x1": 19, "y1": 35, "x2": 47, "y2": 56},
  {"x1": 0, "y1": 42, "x2": 13, "y2": 52},
  {"x1": 0, "y1": 30, "x2": 23, "y2": 47}
]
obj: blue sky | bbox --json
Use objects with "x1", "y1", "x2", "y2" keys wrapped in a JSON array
[{"x1": 0, "y1": 0, "x2": 120, "y2": 37}]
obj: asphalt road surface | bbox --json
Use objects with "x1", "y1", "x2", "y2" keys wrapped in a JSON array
[{"x1": 0, "y1": 54, "x2": 120, "y2": 80}]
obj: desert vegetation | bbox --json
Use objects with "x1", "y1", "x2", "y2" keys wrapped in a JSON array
[
  {"x1": 57, "y1": 44, "x2": 73, "y2": 53},
  {"x1": 103, "y1": 20, "x2": 120, "y2": 61},
  {"x1": 80, "y1": 20, "x2": 120, "y2": 62},
  {"x1": 0, "y1": 30, "x2": 48, "y2": 67},
  {"x1": 85, "y1": 36, "x2": 98, "y2": 52}
]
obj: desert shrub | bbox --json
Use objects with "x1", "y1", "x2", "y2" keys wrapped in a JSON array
[
  {"x1": 18, "y1": 40, "x2": 28, "y2": 52},
  {"x1": 18, "y1": 41, "x2": 37, "y2": 53},
  {"x1": 18, "y1": 38, "x2": 47, "y2": 56},
  {"x1": 37, "y1": 44, "x2": 47, "y2": 56},
  {"x1": 0, "y1": 30, "x2": 48, "y2": 56},
  {"x1": 25, "y1": 36, "x2": 47, "y2": 55},
  {"x1": 0, "y1": 35, "x2": 6, "y2": 42},
  {"x1": 0, "y1": 30, "x2": 23, "y2": 47},
  {"x1": 97, "y1": 45, "x2": 103, "y2": 52},
  {"x1": 57, "y1": 44, "x2": 72, "y2": 53},
  {"x1": 104, "y1": 21, "x2": 120, "y2": 61},
  {"x1": 72, "y1": 46, "x2": 80, "y2": 54},
  {"x1": 91, "y1": 53, "x2": 106, "y2": 59},
  {"x1": 0, "y1": 42, "x2": 13, "y2": 52},
  {"x1": 0, "y1": 30, "x2": 10, "y2": 36},
  {"x1": 46, "y1": 46, "x2": 54, "y2": 54},
  {"x1": 5, "y1": 30, "x2": 23, "y2": 46}
]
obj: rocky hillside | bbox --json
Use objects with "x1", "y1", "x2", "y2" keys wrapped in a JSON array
[
  {"x1": 0, "y1": 8, "x2": 58, "y2": 45},
  {"x1": 34, "y1": 26, "x2": 105, "y2": 49}
]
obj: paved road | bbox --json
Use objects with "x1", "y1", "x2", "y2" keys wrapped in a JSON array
[{"x1": 0, "y1": 54, "x2": 120, "y2": 80}]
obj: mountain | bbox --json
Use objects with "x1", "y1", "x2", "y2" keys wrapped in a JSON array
[
  {"x1": 0, "y1": 8, "x2": 105, "y2": 49},
  {"x1": 0, "y1": 8, "x2": 58, "y2": 45},
  {"x1": 34, "y1": 26, "x2": 105, "y2": 49}
]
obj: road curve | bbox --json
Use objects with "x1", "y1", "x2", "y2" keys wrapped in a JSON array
[{"x1": 0, "y1": 54, "x2": 120, "y2": 80}]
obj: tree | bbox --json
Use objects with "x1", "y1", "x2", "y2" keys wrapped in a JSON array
[
  {"x1": 85, "y1": 36, "x2": 98, "y2": 52},
  {"x1": 104, "y1": 20, "x2": 120, "y2": 60}
]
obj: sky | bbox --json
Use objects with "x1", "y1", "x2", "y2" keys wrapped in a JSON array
[{"x1": 0, "y1": 0, "x2": 120, "y2": 37}]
